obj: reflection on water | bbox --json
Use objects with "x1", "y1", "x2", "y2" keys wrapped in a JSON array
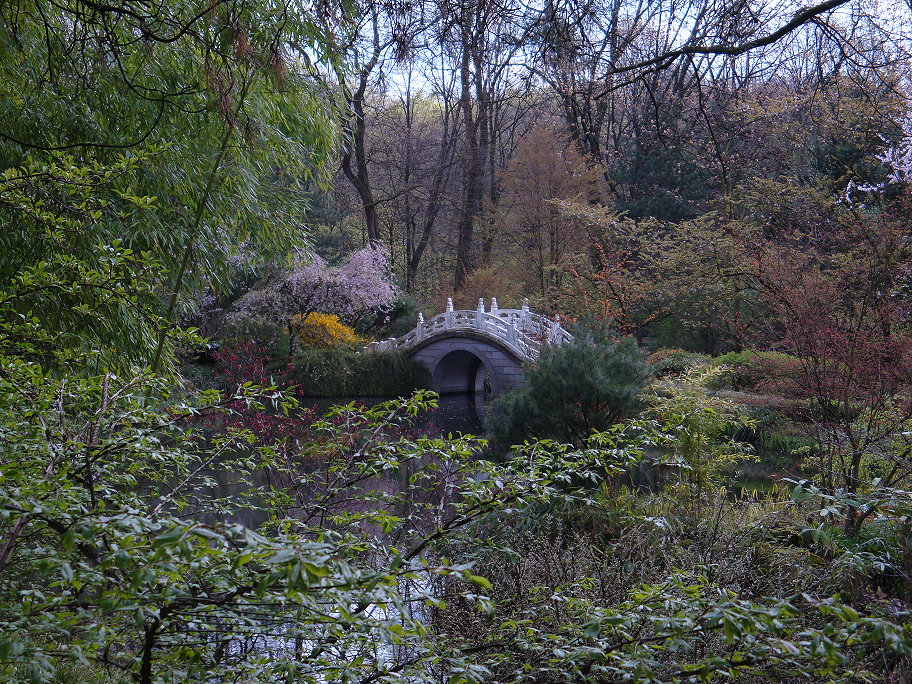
[
  {"x1": 418, "y1": 392, "x2": 488, "y2": 437},
  {"x1": 311, "y1": 392, "x2": 489, "y2": 438},
  {"x1": 192, "y1": 393, "x2": 490, "y2": 529}
]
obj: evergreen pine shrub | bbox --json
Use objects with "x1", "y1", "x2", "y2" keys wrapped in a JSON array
[{"x1": 486, "y1": 331, "x2": 651, "y2": 447}]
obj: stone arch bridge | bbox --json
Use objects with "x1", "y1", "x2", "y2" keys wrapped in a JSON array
[{"x1": 363, "y1": 298, "x2": 573, "y2": 395}]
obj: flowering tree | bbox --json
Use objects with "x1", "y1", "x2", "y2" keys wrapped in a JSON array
[
  {"x1": 231, "y1": 244, "x2": 398, "y2": 355},
  {"x1": 879, "y1": 113, "x2": 912, "y2": 186},
  {"x1": 846, "y1": 109, "x2": 912, "y2": 199}
]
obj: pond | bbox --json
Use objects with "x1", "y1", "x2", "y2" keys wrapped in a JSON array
[
  {"x1": 309, "y1": 391, "x2": 489, "y2": 437},
  {"x1": 194, "y1": 392, "x2": 795, "y2": 531},
  {"x1": 193, "y1": 392, "x2": 490, "y2": 529}
]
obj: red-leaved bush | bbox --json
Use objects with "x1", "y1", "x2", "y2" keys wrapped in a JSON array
[{"x1": 735, "y1": 207, "x2": 912, "y2": 531}]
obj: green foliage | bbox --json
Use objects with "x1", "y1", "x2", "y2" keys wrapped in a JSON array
[
  {"x1": 0, "y1": 333, "x2": 679, "y2": 682},
  {"x1": 648, "y1": 348, "x2": 713, "y2": 377},
  {"x1": 709, "y1": 350, "x2": 803, "y2": 391},
  {"x1": 0, "y1": 0, "x2": 346, "y2": 370},
  {"x1": 370, "y1": 295, "x2": 422, "y2": 338},
  {"x1": 0, "y1": 153, "x2": 177, "y2": 370},
  {"x1": 435, "y1": 470, "x2": 912, "y2": 682},
  {"x1": 609, "y1": 125, "x2": 711, "y2": 222},
  {"x1": 2, "y1": 275, "x2": 910, "y2": 681},
  {"x1": 487, "y1": 333, "x2": 652, "y2": 447},
  {"x1": 787, "y1": 478, "x2": 912, "y2": 599},
  {"x1": 478, "y1": 569, "x2": 907, "y2": 681},
  {"x1": 648, "y1": 368, "x2": 756, "y2": 502},
  {"x1": 732, "y1": 411, "x2": 819, "y2": 472},
  {"x1": 277, "y1": 348, "x2": 431, "y2": 396},
  {"x1": 649, "y1": 315, "x2": 731, "y2": 355},
  {"x1": 1, "y1": 6, "x2": 911, "y2": 679}
]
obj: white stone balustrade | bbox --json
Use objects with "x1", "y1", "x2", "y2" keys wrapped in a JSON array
[{"x1": 362, "y1": 297, "x2": 574, "y2": 363}]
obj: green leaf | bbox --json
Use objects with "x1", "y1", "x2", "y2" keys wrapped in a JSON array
[{"x1": 466, "y1": 574, "x2": 492, "y2": 591}]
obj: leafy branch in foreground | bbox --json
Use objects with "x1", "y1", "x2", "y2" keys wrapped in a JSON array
[{"x1": 1, "y1": 353, "x2": 910, "y2": 682}]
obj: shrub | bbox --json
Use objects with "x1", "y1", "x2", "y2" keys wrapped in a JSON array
[
  {"x1": 647, "y1": 347, "x2": 712, "y2": 376},
  {"x1": 278, "y1": 348, "x2": 431, "y2": 397},
  {"x1": 708, "y1": 349, "x2": 802, "y2": 391},
  {"x1": 290, "y1": 312, "x2": 361, "y2": 348},
  {"x1": 212, "y1": 342, "x2": 429, "y2": 398},
  {"x1": 366, "y1": 295, "x2": 421, "y2": 338},
  {"x1": 648, "y1": 367, "x2": 756, "y2": 502},
  {"x1": 486, "y1": 331, "x2": 652, "y2": 447}
]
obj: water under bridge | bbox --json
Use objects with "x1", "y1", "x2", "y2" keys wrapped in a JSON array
[{"x1": 363, "y1": 298, "x2": 573, "y2": 395}]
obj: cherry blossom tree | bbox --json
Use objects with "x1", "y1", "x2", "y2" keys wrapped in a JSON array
[
  {"x1": 231, "y1": 244, "x2": 398, "y2": 356},
  {"x1": 880, "y1": 112, "x2": 912, "y2": 186}
]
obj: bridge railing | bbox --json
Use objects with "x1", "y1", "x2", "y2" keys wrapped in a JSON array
[{"x1": 362, "y1": 298, "x2": 573, "y2": 363}]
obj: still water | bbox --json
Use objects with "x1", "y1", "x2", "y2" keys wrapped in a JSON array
[
  {"x1": 194, "y1": 393, "x2": 783, "y2": 530},
  {"x1": 194, "y1": 393, "x2": 489, "y2": 529},
  {"x1": 311, "y1": 391, "x2": 489, "y2": 437}
]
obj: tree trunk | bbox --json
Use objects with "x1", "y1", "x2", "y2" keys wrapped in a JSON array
[
  {"x1": 341, "y1": 66, "x2": 380, "y2": 244},
  {"x1": 407, "y1": 101, "x2": 457, "y2": 291},
  {"x1": 341, "y1": 14, "x2": 383, "y2": 244},
  {"x1": 455, "y1": 28, "x2": 482, "y2": 290}
]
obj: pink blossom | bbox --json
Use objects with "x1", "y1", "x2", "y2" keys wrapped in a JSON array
[
  {"x1": 230, "y1": 244, "x2": 398, "y2": 332},
  {"x1": 880, "y1": 113, "x2": 912, "y2": 185}
]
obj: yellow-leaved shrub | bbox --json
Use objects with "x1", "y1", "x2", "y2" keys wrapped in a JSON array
[{"x1": 290, "y1": 312, "x2": 361, "y2": 348}]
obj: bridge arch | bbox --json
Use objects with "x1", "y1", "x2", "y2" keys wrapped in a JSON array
[
  {"x1": 363, "y1": 298, "x2": 573, "y2": 396},
  {"x1": 432, "y1": 349, "x2": 490, "y2": 395},
  {"x1": 410, "y1": 332, "x2": 526, "y2": 395}
]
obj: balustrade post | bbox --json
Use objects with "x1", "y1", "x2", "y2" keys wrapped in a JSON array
[
  {"x1": 416, "y1": 312, "x2": 424, "y2": 342},
  {"x1": 508, "y1": 321, "x2": 517, "y2": 346},
  {"x1": 445, "y1": 297, "x2": 453, "y2": 330},
  {"x1": 476, "y1": 298, "x2": 485, "y2": 329},
  {"x1": 491, "y1": 297, "x2": 498, "y2": 314},
  {"x1": 549, "y1": 315, "x2": 560, "y2": 343},
  {"x1": 522, "y1": 298, "x2": 530, "y2": 331}
]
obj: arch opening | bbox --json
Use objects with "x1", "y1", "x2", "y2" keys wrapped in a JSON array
[{"x1": 431, "y1": 349, "x2": 494, "y2": 395}]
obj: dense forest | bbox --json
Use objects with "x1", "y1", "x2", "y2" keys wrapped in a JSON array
[{"x1": 2, "y1": 0, "x2": 912, "y2": 681}]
